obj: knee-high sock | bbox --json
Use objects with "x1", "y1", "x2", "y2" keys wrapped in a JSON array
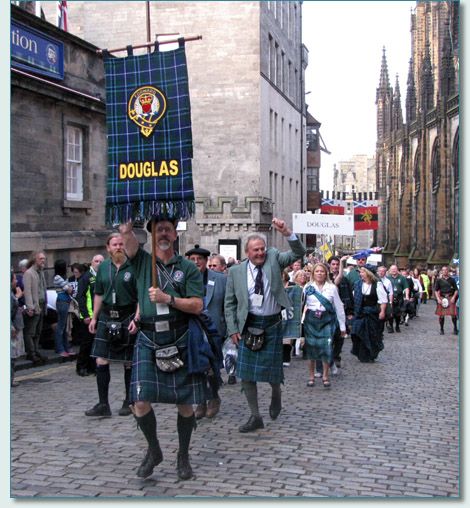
[
  {"x1": 241, "y1": 380, "x2": 260, "y2": 418},
  {"x1": 134, "y1": 407, "x2": 159, "y2": 451},
  {"x1": 96, "y1": 364, "x2": 110, "y2": 404},
  {"x1": 270, "y1": 382, "x2": 281, "y2": 403},
  {"x1": 439, "y1": 317, "x2": 445, "y2": 330},
  {"x1": 124, "y1": 366, "x2": 132, "y2": 401},
  {"x1": 177, "y1": 413, "x2": 196, "y2": 455}
]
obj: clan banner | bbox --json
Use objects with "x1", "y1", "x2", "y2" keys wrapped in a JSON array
[
  {"x1": 353, "y1": 200, "x2": 378, "y2": 231},
  {"x1": 320, "y1": 197, "x2": 345, "y2": 215},
  {"x1": 104, "y1": 41, "x2": 195, "y2": 225}
]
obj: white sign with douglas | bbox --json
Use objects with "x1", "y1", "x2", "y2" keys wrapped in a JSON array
[{"x1": 292, "y1": 213, "x2": 354, "y2": 236}]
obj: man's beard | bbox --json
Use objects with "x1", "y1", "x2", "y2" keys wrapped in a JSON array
[
  {"x1": 157, "y1": 240, "x2": 172, "y2": 251},
  {"x1": 111, "y1": 251, "x2": 126, "y2": 264}
]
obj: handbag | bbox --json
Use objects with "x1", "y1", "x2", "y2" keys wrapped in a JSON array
[
  {"x1": 243, "y1": 326, "x2": 265, "y2": 352},
  {"x1": 154, "y1": 344, "x2": 184, "y2": 372}
]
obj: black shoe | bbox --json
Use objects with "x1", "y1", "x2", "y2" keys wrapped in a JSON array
[
  {"x1": 77, "y1": 368, "x2": 88, "y2": 377},
  {"x1": 176, "y1": 452, "x2": 193, "y2": 480},
  {"x1": 395, "y1": 326, "x2": 401, "y2": 333},
  {"x1": 227, "y1": 375, "x2": 237, "y2": 385},
  {"x1": 118, "y1": 400, "x2": 132, "y2": 416},
  {"x1": 387, "y1": 327, "x2": 394, "y2": 334},
  {"x1": 440, "y1": 329, "x2": 445, "y2": 335},
  {"x1": 239, "y1": 415, "x2": 264, "y2": 433},
  {"x1": 136, "y1": 445, "x2": 163, "y2": 478},
  {"x1": 453, "y1": 329, "x2": 458, "y2": 336},
  {"x1": 85, "y1": 403, "x2": 112, "y2": 417},
  {"x1": 269, "y1": 399, "x2": 282, "y2": 421}
]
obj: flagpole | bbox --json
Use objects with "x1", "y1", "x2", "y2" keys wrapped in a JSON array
[
  {"x1": 146, "y1": 1, "x2": 151, "y2": 54},
  {"x1": 151, "y1": 220, "x2": 157, "y2": 289},
  {"x1": 96, "y1": 35, "x2": 202, "y2": 55}
]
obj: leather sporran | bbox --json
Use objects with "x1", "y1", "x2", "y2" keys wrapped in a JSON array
[
  {"x1": 243, "y1": 326, "x2": 265, "y2": 352},
  {"x1": 155, "y1": 345, "x2": 184, "y2": 372}
]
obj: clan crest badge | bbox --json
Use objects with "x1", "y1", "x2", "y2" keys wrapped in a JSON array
[{"x1": 128, "y1": 86, "x2": 167, "y2": 137}]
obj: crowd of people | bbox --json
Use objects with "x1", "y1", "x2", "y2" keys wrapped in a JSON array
[{"x1": 10, "y1": 217, "x2": 460, "y2": 481}]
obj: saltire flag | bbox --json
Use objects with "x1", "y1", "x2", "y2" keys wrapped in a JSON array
[
  {"x1": 57, "y1": 1, "x2": 67, "y2": 31},
  {"x1": 321, "y1": 197, "x2": 344, "y2": 215},
  {"x1": 103, "y1": 41, "x2": 195, "y2": 225},
  {"x1": 353, "y1": 200, "x2": 378, "y2": 230}
]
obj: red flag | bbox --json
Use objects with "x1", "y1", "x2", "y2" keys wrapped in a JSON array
[
  {"x1": 58, "y1": 1, "x2": 68, "y2": 31},
  {"x1": 321, "y1": 204, "x2": 345, "y2": 215},
  {"x1": 354, "y1": 205, "x2": 378, "y2": 230}
]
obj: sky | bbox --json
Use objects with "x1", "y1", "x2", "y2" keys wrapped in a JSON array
[{"x1": 302, "y1": 0, "x2": 416, "y2": 191}]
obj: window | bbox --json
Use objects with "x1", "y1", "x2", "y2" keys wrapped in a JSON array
[
  {"x1": 65, "y1": 125, "x2": 83, "y2": 201},
  {"x1": 307, "y1": 167, "x2": 319, "y2": 192},
  {"x1": 431, "y1": 139, "x2": 440, "y2": 193}
]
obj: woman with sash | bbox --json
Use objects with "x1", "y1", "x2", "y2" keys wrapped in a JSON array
[
  {"x1": 351, "y1": 267, "x2": 388, "y2": 363},
  {"x1": 302, "y1": 263, "x2": 346, "y2": 388}
]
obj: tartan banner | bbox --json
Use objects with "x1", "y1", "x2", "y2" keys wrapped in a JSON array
[
  {"x1": 104, "y1": 43, "x2": 195, "y2": 225},
  {"x1": 353, "y1": 200, "x2": 378, "y2": 230}
]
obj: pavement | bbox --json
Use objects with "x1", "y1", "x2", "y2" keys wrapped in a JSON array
[{"x1": 10, "y1": 301, "x2": 459, "y2": 498}]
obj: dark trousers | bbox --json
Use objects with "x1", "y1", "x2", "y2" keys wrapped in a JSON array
[
  {"x1": 282, "y1": 342, "x2": 292, "y2": 363},
  {"x1": 23, "y1": 311, "x2": 44, "y2": 357},
  {"x1": 76, "y1": 321, "x2": 96, "y2": 373}
]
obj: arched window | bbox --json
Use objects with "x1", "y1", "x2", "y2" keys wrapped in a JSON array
[
  {"x1": 431, "y1": 139, "x2": 440, "y2": 193},
  {"x1": 399, "y1": 156, "x2": 405, "y2": 197},
  {"x1": 413, "y1": 148, "x2": 420, "y2": 195},
  {"x1": 453, "y1": 129, "x2": 459, "y2": 189}
]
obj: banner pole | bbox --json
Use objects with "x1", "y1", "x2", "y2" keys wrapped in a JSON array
[{"x1": 151, "y1": 220, "x2": 157, "y2": 289}]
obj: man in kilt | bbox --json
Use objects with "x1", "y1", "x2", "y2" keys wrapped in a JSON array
[
  {"x1": 386, "y1": 265, "x2": 410, "y2": 333},
  {"x1": 85, "y1": 233, "x2": 138, "y2": 418},
  {"x1": 119, "y1": 216, "x2": 205, "y2": 481},
  {"x1": 434, "y1": 265, "x2": 459, "y2": 335},
  {"x1": 224, "y1": 218, "x2": 306, "y2": 433}
]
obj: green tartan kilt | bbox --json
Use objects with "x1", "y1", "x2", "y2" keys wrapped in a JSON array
[
  {"x1": 130, "y1": 329, "x2": 206, "y2": 405},
  {"x1": 236, "y1": 314, "x2": 284, "y2": 384},
  {"x1": 91, "y1": 313, "x2": 136, "y2": 362},
  {"x1": 303, "y1": 310, "x2": 334, "y2": 363}
]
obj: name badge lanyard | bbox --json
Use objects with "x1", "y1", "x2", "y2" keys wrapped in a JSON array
[{"x1": 107, "y1": 263, "x2": 121, "y2": 313}]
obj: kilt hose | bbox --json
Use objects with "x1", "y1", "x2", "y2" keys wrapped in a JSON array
[
  {"x1": 91, "y1": 313, "x2": 136, "y2": 363},
  {"x1": 130, "y1": 328, "x2": 206, "y2": 405},
  {"x1": 236, "y1": 313, "x2": 284, "y2": 384}
]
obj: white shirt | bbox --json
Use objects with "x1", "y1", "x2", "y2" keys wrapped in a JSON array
[
  {"x1": 362, "y1": 282, "x2": 388, "y2": 304},
  {"x1": 379, "y1": 277, "x2": 394, "y2": 304},
  {"x1": 247, "y1": 261, "x2": 281, "y2": 316},
  {"x1": 304, "y1": 281, "x2": 346, "y2": 332}
]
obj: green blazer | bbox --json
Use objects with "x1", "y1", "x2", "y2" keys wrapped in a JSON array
[{"x1": 224, "y1": 237, "x2": 306, "y2": 337}]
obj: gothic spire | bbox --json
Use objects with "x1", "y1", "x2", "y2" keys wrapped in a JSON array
[
  {"x1": 420, "y1": 42, "x2": 434, "y2": 112},
  {"x1": 406, "y1": 58, "x2": 417, "y2": 123},
  {"x1": 392, "y1": 74, "x2": 403, "y2": 130}
]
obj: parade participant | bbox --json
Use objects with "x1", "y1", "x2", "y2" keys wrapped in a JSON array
[
  {"x1": 22, "y1": 251, "x2": 48, "y2": 364},
  {"x1": 434, "y1": 266, "x2": 459, "y2": 335},
  {"x1": 419, "y1": 269, "x2": 431, "y2": 304},
  {"x1": 208, "y1": 254, "x2": 227, "y2": 274},
  {"x1": 119, "y1": 216, "x2": 206, "y2": 480},
  {"x1": 302, "y1": 263, "x2": 346, "y2": 388},
  {"x1": 386, "y1": 265, "x2": 410, "y2": 333},
  {"x1": 11, "y1": 270, "x2": 25, "y2": 387},
  {"x1": 345, "y1": 251, "x2": 368, "y2": 286},
  {"x1": 377, "y1": 265, "x2": 394, "y2": 334},
  {"x1": 76, "y1": 255, "x2": 104, "y2": 376},
  {"x1": 351, "y1": 267, "x2": 388, "y2": 363},
  {"x1": 85, "y1": 234, "x2": 138, "y2": 418},
  {"x1": 186, "y1": 244, "x2": 227, "y2": 420},
  {"x1": 224, "y1": 218, "x2": 306, "y2": 432},
  {"x1": 281, "y1": 269, "x2": 305, "y2": 366},
  {"x1": 53, "y1": 259, "x2": 73, "y2": 357},
  {"x1": 328, "y1": 255, "x2": 354, "y2": 371}
]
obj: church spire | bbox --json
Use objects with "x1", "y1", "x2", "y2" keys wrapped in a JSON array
[
  {"x1": 376, "y1": 47, "x2": 393, "y2": 141},
  {"x1": 420, "y1": 42, "x2": 434, "y2": 112},
  {"x1": 406, "y1": 58, "x2": 417, "y2": 124},
  {"x1": 392, "y1": 74, "x2": 403, "y2": 131}
]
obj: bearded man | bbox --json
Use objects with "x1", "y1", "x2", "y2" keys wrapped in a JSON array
[{"x1": 84, "y1": 233, "x2": 138, "y2": 418}]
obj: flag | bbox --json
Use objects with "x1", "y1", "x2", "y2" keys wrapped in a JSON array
[
  {"x1": 103, "y1": 41, "x2": 195, "y2": 225},
  {"x1": 321, "y1": 198, "x2": 344, "y2": 215},
  {"x1": 57, "y1": 1, "x2": 67, "y2": 31},
  {"x1": 353, "y1": 200, "x2": 378, "y2": 230},
  {"x1": 319, "y1": 242, "x2": 333, "y2": 262}
]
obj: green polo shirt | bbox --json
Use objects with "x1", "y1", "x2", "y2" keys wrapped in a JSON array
[
  {"x1": 387, "y1": 274, "x2": 408, "y2": 297},
  {"x1": 346, "y1": 267, "x2": 361, "y2": 286},
  {"x1": 94, "y1": 258, "x2": 138, "y2": 307},
  {"x1": 131, "y1": 247, "x2": 203, "y2": 319}
]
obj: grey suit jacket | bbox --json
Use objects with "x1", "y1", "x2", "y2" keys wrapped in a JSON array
[
  {"x1": 224, "y1": 237, "x2": 306, "y2": 337},
  {"x1": 205, "y1": 269, "x2": 227, "y2": 338}
]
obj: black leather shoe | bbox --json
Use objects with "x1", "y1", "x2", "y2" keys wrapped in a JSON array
[
  {"x1": 137, "y1": 445, "x2": 163, "y2": 478},
  {"x1": 118, "y1": 400, "x2": 132, "y2": 416},
  {"x1": 85, "y1": 403, "x2": 111, "y2": 417},
  {"x1": 239, "y1": 415, "x2": 264, "y2": 433},
  {"x1": 227, "y1": 375, "x2": 237, "y2": 385},
  {"x1": 440, "y1": 329, "x2": 445, "y2": 335},
  {"x1": 176, "y1": 452, "x2": 193, "y2": 480},
  {"x1": 77, "y1": 368, "x2": 88, "y2": 377},
  {"x1": 395, "y1": 326, "x2": 401, "y2": 333},
  {"x1": 269, "y1": 400, "x2": 282, "y2": 420}
]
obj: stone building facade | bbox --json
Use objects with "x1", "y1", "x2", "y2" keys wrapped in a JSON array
[
  {"x1": 41, "y1": 0, "x2": 308, "y2": 257},
  {"x1": 376, "y1": 0, "x2": 459, "y2": 268},
  {"x1": 10, "y1": 5, "x2": 148, "y2": 280}
]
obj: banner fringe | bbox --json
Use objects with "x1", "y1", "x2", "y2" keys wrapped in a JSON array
[{"x1": 106, "y1": 201, "x2": 195, "y2": 227}]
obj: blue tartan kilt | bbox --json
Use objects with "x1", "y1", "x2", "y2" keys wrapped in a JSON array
[
  {"x1": 91, "y1": 313, "x2": 136, "y2": 362},
  {"x1": 236, "y1": 313, "x2": 284, "y2": 384},
  {"x1": 130, "y1": 329, "x2": 206, "y2": 405},
  {"x1": 303, "y1": 310, "x2": 334, "y2": 363}
]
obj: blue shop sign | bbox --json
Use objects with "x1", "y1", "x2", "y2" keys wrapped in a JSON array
[{"x1": 11, "y1": 20, "x2": 64, "y2": 80}]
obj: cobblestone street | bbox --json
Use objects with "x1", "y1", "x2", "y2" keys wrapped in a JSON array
[{"x1": 10, "y1": 301, "x2": 459, "y2": 499}]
